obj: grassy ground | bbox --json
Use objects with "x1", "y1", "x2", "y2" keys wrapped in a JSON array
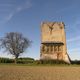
[{"x1": 0, "y1": 64, "x2": 80, "y2": 80}]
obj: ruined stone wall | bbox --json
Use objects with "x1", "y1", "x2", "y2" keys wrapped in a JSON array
[{"x1": 40, "y1": 22, "x2": 70, "y2": 63}]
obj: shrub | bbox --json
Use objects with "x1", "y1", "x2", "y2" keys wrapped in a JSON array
[
  {"x1": 0, "y1": 58, "x2": 14, "y2": 63},
  {"x1": 0, "y1": 57, "x2": 34, "y2": 64},
  {"x1": 17, "y1": 57, "x2": 34, "y2": 64},
  {"x1": 35, "y1": 59, "x2": 68, "y2": 65},
  {"x1": 71, "y1": 60, "x2": 80, "y2": 65}
]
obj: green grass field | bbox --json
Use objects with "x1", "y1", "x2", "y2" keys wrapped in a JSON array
[{"x1": 0, "y1": 64, "x2": 80, "y2": 80}]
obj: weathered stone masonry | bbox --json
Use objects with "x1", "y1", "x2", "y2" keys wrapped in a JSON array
[{"x1": 40, "y1": 22, "x2": 70, "y2": 63}]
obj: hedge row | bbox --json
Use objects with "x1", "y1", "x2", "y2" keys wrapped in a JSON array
[
  {"x1": 71, "y1": 60, "x2": 80, "y2": 65},
  {"x1": 0, "y1": 57, "x2": 80, "y2": 65},
  {"x1": 0, "y1": 57, "x2": 34, "y2": 64},
  {"x1": 0, "y1": 58, "x2": 14, "y2": 63},
  {"x1": 35, "y1": 59, "x2": 68, "y2": 65}
]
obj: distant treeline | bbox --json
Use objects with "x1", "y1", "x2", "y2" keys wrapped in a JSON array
[
  {"x1": 0, "y1": 57, "x2": 34, "y2": 64},
  {"x1": 0, "y1": 57, "x2": 80, "y2": 65},
  {"x1": 71, "y1": 60, "x2": 80, "y2": 65}
]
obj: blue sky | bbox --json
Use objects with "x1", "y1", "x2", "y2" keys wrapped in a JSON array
[{"x1": 0, "y1": 0, "x2": 80, "y2": 60}]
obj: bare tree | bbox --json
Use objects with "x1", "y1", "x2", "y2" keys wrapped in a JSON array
[{"x1": 0, "y1": 32, "x2": 31, "y2": 63}]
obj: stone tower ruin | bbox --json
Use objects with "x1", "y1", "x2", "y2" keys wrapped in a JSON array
[{"x1": 40, "y1": 22, "x2": 70, "y2": 63}]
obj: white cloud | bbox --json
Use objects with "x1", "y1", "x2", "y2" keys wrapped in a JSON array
[
  {"x1": 5, "y1": 13, "x2": 14, "y2": 21},
  {"x1": 16, "y1": 7, "x2": 22, "y2": 12},
  {"x1": 4, "y1": 0, "x2": 32, "y2": 22},
  {"x1": 0, "y1": 4, "x2": 13, "y2": 6},
  {"x1": 16, "y1": 0, "x2": 32, "y2": 12},
  {"x1": 67, "y1": 36, "x2": 80, "y2": 42},
  {"x1": 68, "y1": 48, "x2": 80, "y2": 52}
]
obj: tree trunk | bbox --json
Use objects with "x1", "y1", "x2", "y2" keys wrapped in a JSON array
[
  {"x1": 14, "y1": 57, "x2": 18, "y2": 64},
  {"x1": 14, "y1": 56, "x2": 18, "y2": 64},
  {"x1": 15, "y1": 54, "x2": 19, "y2": 64}
]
